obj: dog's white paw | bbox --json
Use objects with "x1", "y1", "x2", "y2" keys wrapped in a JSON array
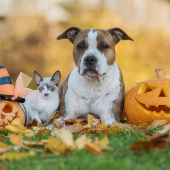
[{"x1": 104, "y1": 118, "x2": 116, "y2": 126}]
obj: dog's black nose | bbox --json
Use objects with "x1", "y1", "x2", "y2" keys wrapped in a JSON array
[{"x1": 84, "y1": 56, "x2": 97, "y2": 65}]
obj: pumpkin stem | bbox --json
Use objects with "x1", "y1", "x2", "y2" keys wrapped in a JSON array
[{"x1": 155, "y1": 69, "x2": 165, "y2": 79}]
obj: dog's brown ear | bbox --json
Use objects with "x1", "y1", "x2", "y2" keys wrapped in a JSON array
[
  {"x1": 57, "y1": 26, "x2": 82, "y2": 44},
  {"x1": 107, "y1": 27, "x2": 133, "y2": 44}
]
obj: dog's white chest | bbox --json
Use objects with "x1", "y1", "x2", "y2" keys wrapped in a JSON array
[{"x1": 64, "y1": 62, "x2": 121, "y2": 118}]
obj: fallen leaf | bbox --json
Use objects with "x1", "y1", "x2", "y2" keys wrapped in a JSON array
[
  {"x1": 25, "y1": 119, "x2": 38, "y2": 127},
  {"x1": 0, "y1": 142, "x2": 9, "y2": 154},
  {"x1": 36, "y1": 127, "x2": 51, "y2": 136},
  {"x1": 99, "y1": 136, "x2": 109, "y2": 144},
  {"x1": 129, "y1": 141, "x2": 152, "y2": 151},
  {"x1": 9, "y1": 134, "x2": 23, "y2": 145},
  {"x1": 94, "y1": 137, "x2": 112, "y2": 151},
  {"x1": 149, "y1": 120, "x2": 167, "y2": 129},
  {"x1": 57, "y1": 129, "x2": 75, "y2": 149},
  {"x1": 1, "y1": 151, "x2": 36, "y2": 161},
  {"x1": 65, "y1": 119, "x2": 78, "y2": 124},
  {"x1": 157, "y1": 124, "x2": 170, "y2": 134},
  {"x1": 129, "y1": 133, "x2": 169, "y2": 151},
  {"x1": 75, "y1": 135, "x2": 92, "y2": 150},
  {"x1": 43, "y1": 112, "x2": 59, "y2": 126},
  {"x1": 95, "y1": 121, "x2": 107, "y2": 129},
  {"x1": 85, "y1": 142, "x2": 102, "y2": 155},
  {"x1": 88, "y1": 114, "x2": 94, "y2": 125},
  {"x1": 73, "y1": 123, "x2": 84, "y2": 133},
  {"x1": 110, "y1": 122, "x2": 132, "y2": 129},
  {"x1": 147, "y1": 133, "x2": 169, "y2": 141},
  {"x1": 23, "y1": 141, "x2": 44, "y2": 146},
  {"x1": 44, "y1": 137, "x2": 67, "y2": 154},
  {"x1": 5, "y1": 125, "x2": 32, "y2": 135}
]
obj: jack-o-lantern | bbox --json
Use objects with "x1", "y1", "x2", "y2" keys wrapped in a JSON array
[
  {"x1": 124, "y1": 69, "x2": 170, "y2": 123},
  {"x1": 0, "y1": 100, "x2": 25, "y2": 126}
]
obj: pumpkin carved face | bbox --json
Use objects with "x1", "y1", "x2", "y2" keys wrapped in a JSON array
[
  {"x1": 0, "y1": 100, "x2": 25, "y2": 126},
  {"x1": 124, "y1": 70, "x2": 170, "y2": 123}
]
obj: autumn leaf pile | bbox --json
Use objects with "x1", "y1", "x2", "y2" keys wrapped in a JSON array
[{"x1": 1, "y1": 112, "x2": 170, "y2": 161}]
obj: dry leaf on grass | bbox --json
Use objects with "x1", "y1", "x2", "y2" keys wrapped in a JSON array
[
  {"x1": 9, "y1": 134, "x2": 23, "y2": 145},
  {"x1": 5, "y1": 125, "x2": 32, "y2": 135},
  {"x1": 1, "y1": 151, "x2": 36, "y2": 161},
  {"x1": 73, "y1": 123, "x2": 84, "y2": 133},
  {"x1": 75, "y1": 135, "x2": 92, "y2": 150},
  {"x1": 149, "y1": 120, "x2": 167, "y2": 129},
  {"x1": 44, "y1": 137, "x2": 68, "y2": 154},
  {"x1": 23, "y1": 141, "x2": 44, "y2": 146},
  {"x1": 129, "y1": 133, "x2": 170, "y2": 151},
  {"x1": 86, "y1": 142, "x2": 102, "y2": 155},
  {"x1": 157, "y1": 124, "x2": 170, "y2": 134},
  {"x1": 35, "y1": 127, "x2": 51, "y2": 136},
  {"x1": 56, "y1": 129, "x2": 75, "y2": 149},
  {"x1": 93, "y1": 138, "x2": 111, "y2": 151},
  {"x1": 25, "y1": 119, "x2": 38, "y2": 127},
  {"x1": 0, "y1": 143, "x2": 9, "y2": 154},
  {"x1": 110, "y1": 122, "x2": 132, "y2": 129}
]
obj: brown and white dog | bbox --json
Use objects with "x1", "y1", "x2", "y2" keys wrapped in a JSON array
[{"x1": 57, "y1": 27, "x2": 133, "y2": 125}]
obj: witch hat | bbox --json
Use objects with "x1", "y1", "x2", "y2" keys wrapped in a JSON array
[{"x1": 0, "y1": 65, "x2": 25, "y2": 103}]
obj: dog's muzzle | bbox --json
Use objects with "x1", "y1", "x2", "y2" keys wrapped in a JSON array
[{"x1": 82, "y1": 55, "x2": 98, "y2": 75}]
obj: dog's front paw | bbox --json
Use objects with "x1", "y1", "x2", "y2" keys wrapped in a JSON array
[{"x1": 104, "y1": 118, "x2": 116, "y2": 126}]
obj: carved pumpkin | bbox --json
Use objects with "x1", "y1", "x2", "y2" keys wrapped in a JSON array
[
  {"x1": 124, "y1": 69, "x2": 170, "y2": 123},
  {"x1": 0, "y1": 100, "x2": 25, "y2": 126}
]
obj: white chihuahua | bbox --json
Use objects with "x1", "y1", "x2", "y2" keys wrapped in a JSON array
[{"x1": 23, "y1": 71, "x2": 61, "y2": 124}]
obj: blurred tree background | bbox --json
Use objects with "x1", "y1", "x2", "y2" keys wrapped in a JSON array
[{"x1": 0, "y1": 0, "x2": 170, "y2": 92}]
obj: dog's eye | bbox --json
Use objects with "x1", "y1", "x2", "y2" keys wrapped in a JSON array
[
  {"x1": 49, "y1": 86, "x2": 53, "y2": 90},
  {"x1": 100, "y1": 44, "x2": 110, "y2": 50},
  {"x1": 77, "y1": 43, "x2": 85, "y2": 50}
]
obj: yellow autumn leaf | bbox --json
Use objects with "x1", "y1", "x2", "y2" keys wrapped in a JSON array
[
  {"x1": 75, "y1": 135, "x2": 92, "y2": 150},
  {"x1": 9, "y1": 134, "x2": 23, "y2": 145},
  {"x1": 1, "y1": 151, "x2": 36, "y2": 161},
  {"x1": 0, "y1": 142, "x2": 9, "y2": 154},
  {"x1": 44, "y1": 137, "x2": 67, "y2": 153},
  {"x1": 5, "y1": 125, "x2": 32, "y2": 135},
  {"x1": 57, "y1": 128, "x2": 75, "y2": 149},
  {"x1": 100, "y1": 136, "x2": 109, "y2": 144},
  {"x1": 94, "y1": 137, "x2": 112, "y2": 151},
  {"x1": 85, "y1": 142, "x2": 102, "y2": 155},
  {"x1": 83, "y1": 123, "x2": 92, "y2": 129},
  {"x1": 87, "y1": 114, "x2": 94, "y2": 125},
  {"x1": 96, "y1": 121, "x2": 107, "y2": 129}
]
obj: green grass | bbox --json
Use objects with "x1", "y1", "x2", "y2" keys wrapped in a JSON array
[{"x1": 0, "y1": 129, "x2": 170, "y2": 170}]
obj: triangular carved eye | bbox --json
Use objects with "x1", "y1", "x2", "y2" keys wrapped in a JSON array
[
  {"x1": 138, "y1": 83, "x2": 157, "y2": 94},
  {"x1": 159, "y1": 88, "x2": 167, "y2": 97}
]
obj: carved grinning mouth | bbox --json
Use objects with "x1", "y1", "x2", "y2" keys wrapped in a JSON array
[{"x1": 135, "y1": 98, "x2": 170, "y2": 116}]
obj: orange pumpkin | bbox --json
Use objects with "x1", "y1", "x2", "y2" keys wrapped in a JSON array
[
  {"x1": 0, "y1": 100, "x2": 25, "y2": 126},
  {"x1": 124, "y1": 69, "x2": 170, "y2": 123}
]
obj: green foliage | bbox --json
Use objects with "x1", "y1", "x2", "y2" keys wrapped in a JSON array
[{"x1": 1, "y1": 129, "x2": 170, "y2": 170}]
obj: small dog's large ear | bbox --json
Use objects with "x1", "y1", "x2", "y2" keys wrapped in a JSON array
[
  {"x1": 34, "y1": 71, "x2": 43, "y2": 86},
  {"x1": 107, "y1": 27, "x2": 133, "y2": 44},
  {"x1": 51, "y1": 71, "x2": 61, "y2": 86},
  {"x1": 57, "y1": 26, "x2": 82, "y2": 44}
]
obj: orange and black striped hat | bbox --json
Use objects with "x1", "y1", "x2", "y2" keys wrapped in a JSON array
[{"x1": 0, "y1": 65, "x2": 25, "y2": 102}]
